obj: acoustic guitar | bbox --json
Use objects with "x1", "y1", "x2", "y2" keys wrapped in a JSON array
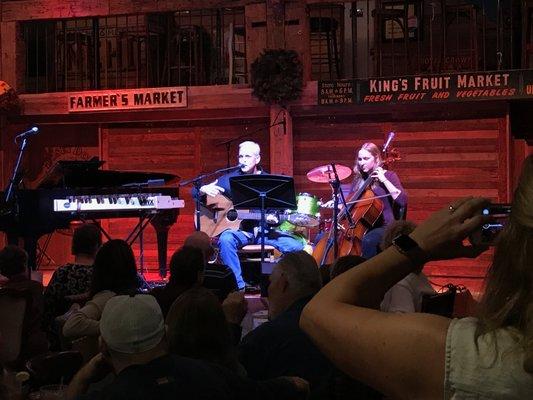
[{"x1": 198, "y1": 193, "x2": 290, "y2": 237}]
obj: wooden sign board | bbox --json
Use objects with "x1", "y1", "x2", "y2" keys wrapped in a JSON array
[
  {"x1": 318, "y1": 80, "x2": 355, "y2": 105},
  {"x1": 319, "y1": 70, "x2": 533, "y2": 105},
  {"x1": 68, "y1": 87, "x2": 187, "y2": 112}
]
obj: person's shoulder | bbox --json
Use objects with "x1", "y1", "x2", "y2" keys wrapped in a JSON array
[
  {"x1": 399, "y1": 273, "x2": 419, "y2": 288},
  {"x1": 241, "y1": 318, "x2": 275, "y2": 343},
  {"x1": 384, "y1": 169, "x2": 399, "y2": 179},
  {"x1": 163, "y1": 354, "x2": 233, "y2": 382},
  {"x1": 27, "y1": 279, "x2": 44, "y2": 292},
  {"x1": 222, "y1": 169, "x2": 241, "y2": 179},
  {"x1": 71, "y1": 264, "x2": 93, "y2": 274},
  {"x1": 244, "y1": 305, "x2": 302, "y2": 339},
  {"x1": 447, "y1": 317, "x2": 479, "y2": 343},
  {"x1": 2, "y1": 278, "x2": 42, "y2": 293},
  {"x1": 49, "y1": 263, "x2": 71, "y2": 279},
  {"x1": 56, "y1": 263, "x2": 91, "y2": 277},
  {"x1": 90, "y1": 290, "x2": 116, "y2": 303}
]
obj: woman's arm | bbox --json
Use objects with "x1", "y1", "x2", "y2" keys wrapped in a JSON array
[
  {"x1": 63, "y1": 291, "x2": 115, "y2": 338},
  {"x1": 383, "y1": 170, "x2": 407, "y2": 205},
  {"x1": 300, "y1": 197, "x2": 489, "y2": 399}
]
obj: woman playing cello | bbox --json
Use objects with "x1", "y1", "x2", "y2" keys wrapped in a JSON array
[{"x1": 349, "y1": 142, "x2": 407, "y2": 258}]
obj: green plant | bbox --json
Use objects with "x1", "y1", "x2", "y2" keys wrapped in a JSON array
[{"x1": 250, "y1": 49, "x2": 303, "y2": 104}]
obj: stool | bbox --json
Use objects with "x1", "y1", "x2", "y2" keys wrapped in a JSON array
[
  {"x1": 239, "y1": 244, "x2": 277, "y2": 261},
  {"x1": 238, "y1": 245, "x2": 277, "y2": 285}
]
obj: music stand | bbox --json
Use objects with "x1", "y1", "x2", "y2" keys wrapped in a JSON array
[{"x1": 230, "y1": 175, "x2": 296, "y2": 263}]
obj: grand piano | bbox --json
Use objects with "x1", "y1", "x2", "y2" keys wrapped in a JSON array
[{"x1": 0, "y1": 159, "x2": 184, "y2": 277}]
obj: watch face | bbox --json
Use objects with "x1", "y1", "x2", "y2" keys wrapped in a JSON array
[{"x1": 393, "y1": 234, "x2": 419, "y2": 251}]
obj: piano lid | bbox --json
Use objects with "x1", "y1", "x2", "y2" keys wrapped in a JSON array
[{"x1": 38, "y1": 158, "x2": 179, "y2": 189}]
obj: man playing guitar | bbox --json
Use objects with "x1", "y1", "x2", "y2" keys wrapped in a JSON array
[{"x1": 194, "y1": 141, "x2": 304, "y2": 290}]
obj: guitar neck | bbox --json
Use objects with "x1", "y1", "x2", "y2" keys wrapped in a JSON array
[{"x1": 236, "y1": 210, "x2": 286, "y2": 221}]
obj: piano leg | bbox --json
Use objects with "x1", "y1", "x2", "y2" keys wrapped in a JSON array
[
  {"x1": 6, "y1": 232, "x2": 18, "y2": 246},
  {"x1": 23, "y1": 235, "x2": 38, "y2": 271},
  {"x1": 154, "y1": 227, "x2": 169, "y2": 278},
  {"x1": 151, "y1": 211, "x2": 177, "y2": 278}
]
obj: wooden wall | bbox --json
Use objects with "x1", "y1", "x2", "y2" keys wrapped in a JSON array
[
  {"x1": 90, "y1": 113, "x2": 509, "y2": 294},
  {"x1": 0, "y1": 107, "x2": 518, "y2": 295},
  {"x1": 100, "y1": 121, "x2": 269, "y2": 268},
  {"x1": 293, "y1": 116, "x2": 509, "y2": 294},
  {"x1": 0, "y1": 0, "x2": 529, "y2": 299}
]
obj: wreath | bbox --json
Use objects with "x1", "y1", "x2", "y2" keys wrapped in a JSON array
[
  {"x1": 0, "y1": 81, "x2": 21, "y2": 114},
  {"x1": 250, "y1": 49, "x2": 303, "y2": 104}
]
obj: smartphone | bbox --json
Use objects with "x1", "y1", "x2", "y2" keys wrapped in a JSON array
[{"x1": 470, "y1": 204, "x2": 511, "y2": 246}]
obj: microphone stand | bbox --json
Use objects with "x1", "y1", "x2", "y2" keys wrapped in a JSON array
[
  {"x1": 180, "y1": 164, "x2": 243, "y2": 231},
  {"x1": 4, "y1": 137, "x2": 29, "y2": 205},
  {"x1": 216, "y1": 120, "x2": 285, "y2": 167},
  {"x1": 2, "y1": 135, "x2": 32, "y2": 278},
  {"x1": 318, "y1": 164, "x2": 355, "y2": 265},
  {"x1": 121, "y1": 181, "x2": 163, "y2": 276},
  {"x1": 329, "y1": 164, "x2": 354, "y2": 258}
]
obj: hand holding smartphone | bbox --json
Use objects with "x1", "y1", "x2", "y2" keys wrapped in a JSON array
[{"x1": 469, "y1": 203, "x2": 511, "y2": 246}]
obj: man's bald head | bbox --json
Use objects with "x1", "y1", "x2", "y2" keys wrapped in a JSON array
[{"x1": 184, "y1": 231, "x2": 215, "y2": 260}]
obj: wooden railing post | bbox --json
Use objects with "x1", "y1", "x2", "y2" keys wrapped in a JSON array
[{"x1": 269, "y1": 104, "x2": 293, "y2": 176}]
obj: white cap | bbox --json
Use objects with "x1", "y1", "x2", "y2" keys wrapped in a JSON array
[{"x1": 100, "y1": 294, "x2": 165, "y2": 354}]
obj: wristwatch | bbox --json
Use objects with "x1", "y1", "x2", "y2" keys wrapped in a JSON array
[{"x1": 391, "y1": 234, "x2": 427, "y2": 264}]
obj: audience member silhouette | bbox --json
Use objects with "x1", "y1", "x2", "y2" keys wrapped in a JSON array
[
  {"x1": 0, "y1": 245, "x2": 48, "y2": 361},
  {"x1": 183, "y1": 231, "x2": 238, "y2": 301},
  {"x1": 379, "y1": 220, "x2": 436, "y2": 313},
  {"x1": 301, "y1": 156, "x2": 533, "y2": 398},
  {"x1": 62, "y1": 239, "x2": 138, "y2": 340},
  {"x1": 43, "y1": 223, "x2": 102, "y2": 348},
  {"x1": 65, "y1": 294, "x2": 309, "y2": 400},
  {"x1": 329, "y1": 255, "x2": 366, "y2": 281},
  {"x1": 151, "y1": 246, "x2": 204, "y2": 317},
  {"x1": 166, "y1": 287, "x2": 244, "y2": 375},
  {"x1": 239, "y1": 251, "x2": 335, "y2": 399}
]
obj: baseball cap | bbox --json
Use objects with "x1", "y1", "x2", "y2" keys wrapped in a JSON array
[{"x1": 99, "y1": 294, "x2": 165, "y2": 354}]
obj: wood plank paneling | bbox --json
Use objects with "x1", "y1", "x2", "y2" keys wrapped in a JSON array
[
  {"x1": 1, "y1": 0, "x2": 247, "y2": 22},
  {"x1": 1, "y1": 1, "x2": 107, "y2": 22},
  {"x1": 19, "y1": 86, "x2": 268, "y2": 117},
  {"x1": 285, "y1": 1, "x2": 310, "y2": 81},
  {"x1": 0, "y1": 22, "x2": 24, "y2": 91},
  {"x1": 101, "y1": 122, "x2": 270, "y2": 271},
  {"x1": 293, "y1": 116, "x2": 508, "y2": 294},
  {"x1": 245, "y1": 3, "x2": 266, "y2": 78}
]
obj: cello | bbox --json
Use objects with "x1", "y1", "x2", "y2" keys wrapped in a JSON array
[{"x1": 313, "y1": 135, "x2": 400, "y2": 266}]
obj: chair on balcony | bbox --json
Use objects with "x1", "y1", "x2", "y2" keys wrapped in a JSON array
[{"x1": 310, "y1": 17, "x2": 341, "y2": 79}]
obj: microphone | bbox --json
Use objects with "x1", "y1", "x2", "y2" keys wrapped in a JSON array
[
  {"x1": 16, "y1": 126, "x2": 39, "y2": 139},
  {"x1": 215, "y1": 164, "x2": 245, "y2": 174},
  {"x1": 383, "y1": 131, "x2": 395, "y2": 151}
]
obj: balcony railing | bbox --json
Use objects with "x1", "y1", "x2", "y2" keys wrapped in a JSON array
[
  {"x1": 22, "y1": 1, "x2": 527, "y2": 93},
  {"x1": 22, "y1": 8, "x2": 246, "y2": 93},
  {"x1": 312, "y1": 0, "x2": 523, "y2": 80}
]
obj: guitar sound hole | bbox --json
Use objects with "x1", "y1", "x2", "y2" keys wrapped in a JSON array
[{"x1": 227, "y1": 209, "x2": 238, "y2": 221}]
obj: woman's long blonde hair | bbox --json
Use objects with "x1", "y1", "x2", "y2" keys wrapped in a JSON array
[{"x1": 476, "y1": 155, "x2": 533, "y2": 372}]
